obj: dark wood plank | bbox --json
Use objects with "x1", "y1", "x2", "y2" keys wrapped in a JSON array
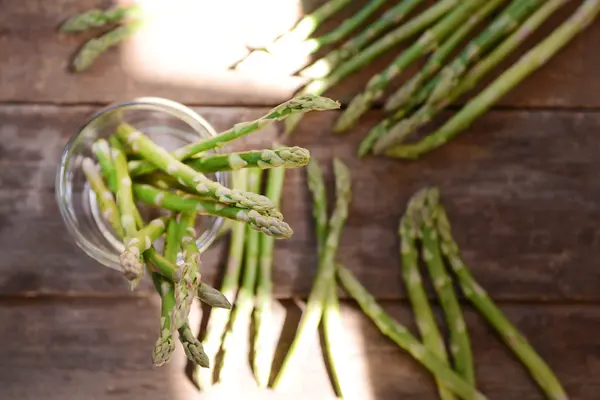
[
  {"x1": 1, "y1": 1, "x2": 600, "y2": 108},
  {"x1": 0, "y1": 298, "x2": 598, "y2": 399},
  {"x1": 0, "y1": 105, "x2": 599, "y2": 300}
]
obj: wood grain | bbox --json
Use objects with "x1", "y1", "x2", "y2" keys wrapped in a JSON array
[
  {"x1": 0, "y1": 298, "x2": 597, "y2": 400},
  {"x1": 1, "y1": 105, "x2": 598, "y2": 300},
  {"x1": 1, "y1": 1, "x2": 599, "y2": 107}
]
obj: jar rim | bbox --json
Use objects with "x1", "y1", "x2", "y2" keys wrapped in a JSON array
[{"x1": 55, "y1": 97, "x2": 227, "y2": 272}]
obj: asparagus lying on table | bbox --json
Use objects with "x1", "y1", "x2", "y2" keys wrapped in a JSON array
[
  {"x1": 196, "y1": 169, "x2": 249, "y2": 390},
  {"x1": 420, "y1": 189, "x2": 474, "y2": 386},
  {"x1": 384, "y1": 0, "x2": 509, "y2": 113},
  {"x1": 384, "y1": 0, "x2": 600, "y2": 160},
  {"x1": 72, "y1": 20, "x2": 142, "y2": 72},
  {"x1": 272, "y1": 158, "x2": 351, "y2": 389},
  {"x1": 337, "y1": 265, "x2": 487, "y2": 400},
  {"x1": 434, "y1": 200, "x2": 568, "y2": 400},
  {"x1": 333, "y1": 0, "x2": 486, "y2": 133},
  {"x1": 254, "y1": 164, "x2": 286, "y2": 388},
  {"x1": 127, "y1": 95, "x2": 339, "y2": 177},
  {"x1": 264, "y1": 0, "x2": 352, "y2": 55},
  {"x1": 285, "y1": 0, "x2": 460, "y2": 135},
  {"x1": 372, "y1": 0, "x2": 570, "y2": 155},
  {"x1": 426, "y1": 0, "x2": 544, "y2": 107},
  {"x1": 400, "y1": 189, "x2": 456, "y2": 400},
  {"x1": 307, "y1": 159, "x2": 349, "y2": 398},
  {"x1": 60, "y1": 4, "x2": 141, "y2": 32},
  {"x1": 217, "y1": 168, "x2": 263, "y2": 383},
  {"x1": 290, "y1": 0, "x2": 389, "y2": 58},
  {"x1": 300, "y1": 0, "x2": 427, "y2": 79}
]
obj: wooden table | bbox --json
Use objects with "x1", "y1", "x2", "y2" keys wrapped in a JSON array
[{"x1": 1, "y1": 1, "x2": 599, "y2": 399}]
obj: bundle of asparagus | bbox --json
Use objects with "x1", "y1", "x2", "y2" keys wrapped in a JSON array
[
  {"x1": 80, "y1": 95, "x2": 339, "y2": 368},
  {"x1": 271, "y1": 0, "x2": 599, "y2": 160},
  {"x1": 60, "y1": 5, "x2": 144, "y2": 72},
  {"x1": 337, "y1": 187, "x2": 567, "y2": 400}
]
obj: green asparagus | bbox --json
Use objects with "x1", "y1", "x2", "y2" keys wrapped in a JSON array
[
  {"x1": 144, "y1": 248, "x2": 182, "y2": 283},
  {"x1": 374, "y1": 0, "x2": 569, "y2": 154},
  {"x1": 293, "y1": 0, "x2": 389, "y2": 57},
  {"x1": 120, "y1": 217, "x2": 167, "y2": 282},
  {"x1": 384, "y1": 0, "x2": 509, "y2": 112},
  {"x1": 420, "y1": 189, "x2": 474, "y2": 385},
  {"x1": 116, "y1": 123, "x2": 276, "y2": 213},
  {"x1": 254, "y1": 165, "x2": 286, "y2": 388},
  {"x1": 426, "y1": 0, "x2": 544, "y2": 107},
  {"x1": 400, "y1": 189, "x2": 455, "y2": 400},
  {"x1": 272, "y1": 158, "x2": 351, "y2": 389},
  {"x1": 127, "y1": 95, "x2": 339, "y2": 177},
  {"x1": 60, "y1": 5, "x2": 141, "y2": 32},
  {"x1": 435, "y1": 203, "x2": 567, "y2": 400},
  {"x1": 132, "y1": 184, "x2": 293, "y2": 239},
  {"x1": 217, "y1": 168, "x2": 263, "y2": 382},
  {"x1": 285, "y1": 0, "x2": 460, "y2": 135},
  {"x1": 171, "y1": 212, "x2": 201, "y2": 331},
  {"x1": 300, "y1": 0, "x2": 427, "y2": 79},
  {"x1": 307, "y1": 159, "x2": 348, "y2": 398},
  {"x1": 333, "y1": 0, "x2": 486, "y2": 133},
  {"x1": 81, "y1": 157, "x2": 124, "y2": 239},
  {"x1": 91, "y1": 140, "x2": 118, "y2": 192},
  {"x1": 265, "y1": 0, "x2": 352, "y2": 54},
  {"x1": 385, "y1": 0, "x2": 600, "y2": 160},
  {"x1": 72, "y1": 20, "x2": 142, "y2": 72},
  {"x1": 196, "y1": 169, "x2": 248, "y2": 390},
  {"x1": 151, "y1": 218, "x2": 181, "y2": 367},
  {"x1": 336, "y1": 265, "x2": 487, "y2": 400},
  {"x1": 197, "y1": 283, "x2": 233, "y2": 309},
  {"x1": 186, "y1": 146, "x2": 310, "y2": 173}
]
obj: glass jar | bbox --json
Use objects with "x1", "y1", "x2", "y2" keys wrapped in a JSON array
[{"x1": 56, "y1": 97, "x2": 229, "y2": 272}]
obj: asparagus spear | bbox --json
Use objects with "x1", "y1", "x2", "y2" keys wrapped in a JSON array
[
  {"x1": 132, "y1": 184, "x2": 293, "y2": 239},
  {"x1": 151, "y1": 218, "x2": 181, "y2": 367},
  {"x1": 120, "y1": 217, "x2": 168, "y2": 282},
  {"x1": 115, "y1": 123, "x2": 276, "y2": 213},
  {"x1": 196, "y1": 169, "x2": 248, "y2": 390},
  {"x1": 106, "y1": 136, "x2": 145, "y2": 228},
  {"x1": 425, "y1": 0, "x2": 544, "y2": 107},
  {"x1": 186, "y1": 146, "x2": 310, "y2": 173},
  {"x1": 217, "y1": 168, "x2": 263, "y2": 382},
  {"x1": 81, "y1": 157, "x2": 124, "y2": 239},
  {"x1": 60, "y1": 5, "x2": 141, "y2": 32},
  {"x1": 171, "y1": 212, "x2": 202, "y2": 331},
  {"x1": 144, "y1": 248, "x2": 182, "y2": 283},
  {"x1": 265, "y1": 0, "x2": 352, "y2": 54},
  {"x1": 384, "y1": 0, "x2": 509, "y2": 112},
  {"x1": 420, "y1": 189, "x2": 474, "y2": 385},
  {"x1": 127, "y1": 95, "x2": 340, "y2": 177},
  {"x1": 307, "y1": 159, "x2": 348, "y2": 398},
  {"x1": 435, "y1": 204, "x2": 567, "y2": 400},
  {"x1": 336, "y1": 265, "x2": 487, "y2": 400},
  {"x1": 385, "y1": 0, "x2": 600, "y2": 160},
  {"x1": 374, "y1": 0, "x2": 570, "y2": 154},
  {"x1": 197, "y1": 283, "x2": 233, "y2": 309},
  {"x1": 292, "y1": 0, "x2": 389, "y2": 58},
  {"x1": 400, "y1": 189, "x2": 455, "y2": 400},
  {"x1": 285, "y1": 0, "x2": 460, "y2": 135},
  {"x1": 91, "y1": 140, "x2": 118, "y2": 192},
  {"x1": 300, "y1": 0, "x2": 427, "y2": 79},
  {"x1": 72, "y1": 20, "x2": 142, "y2": 72},
  {"x1": 333, "y1": 0, "x2": 486, "y2": 133},
  {"x1": 272, "y1": 158, "x2": 351, "y2": 389},
  {"x1": 253, "y1": 165, "x2": 286, "y2": 388}
]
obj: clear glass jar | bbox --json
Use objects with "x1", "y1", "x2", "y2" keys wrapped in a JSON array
[{"x1": 56, "y1": 97, "x2": 229, "y2": 272}]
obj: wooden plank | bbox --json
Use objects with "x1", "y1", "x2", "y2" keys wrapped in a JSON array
[
  {"x1": 0, "y1": 298, "x2": 598, "y2": 399},
  {"x1": 1, "y1": 1, "x2": 600, "y2": 107},
  {"x1": 0, "y1": 105, "x2": 599, "y2": 300}
]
